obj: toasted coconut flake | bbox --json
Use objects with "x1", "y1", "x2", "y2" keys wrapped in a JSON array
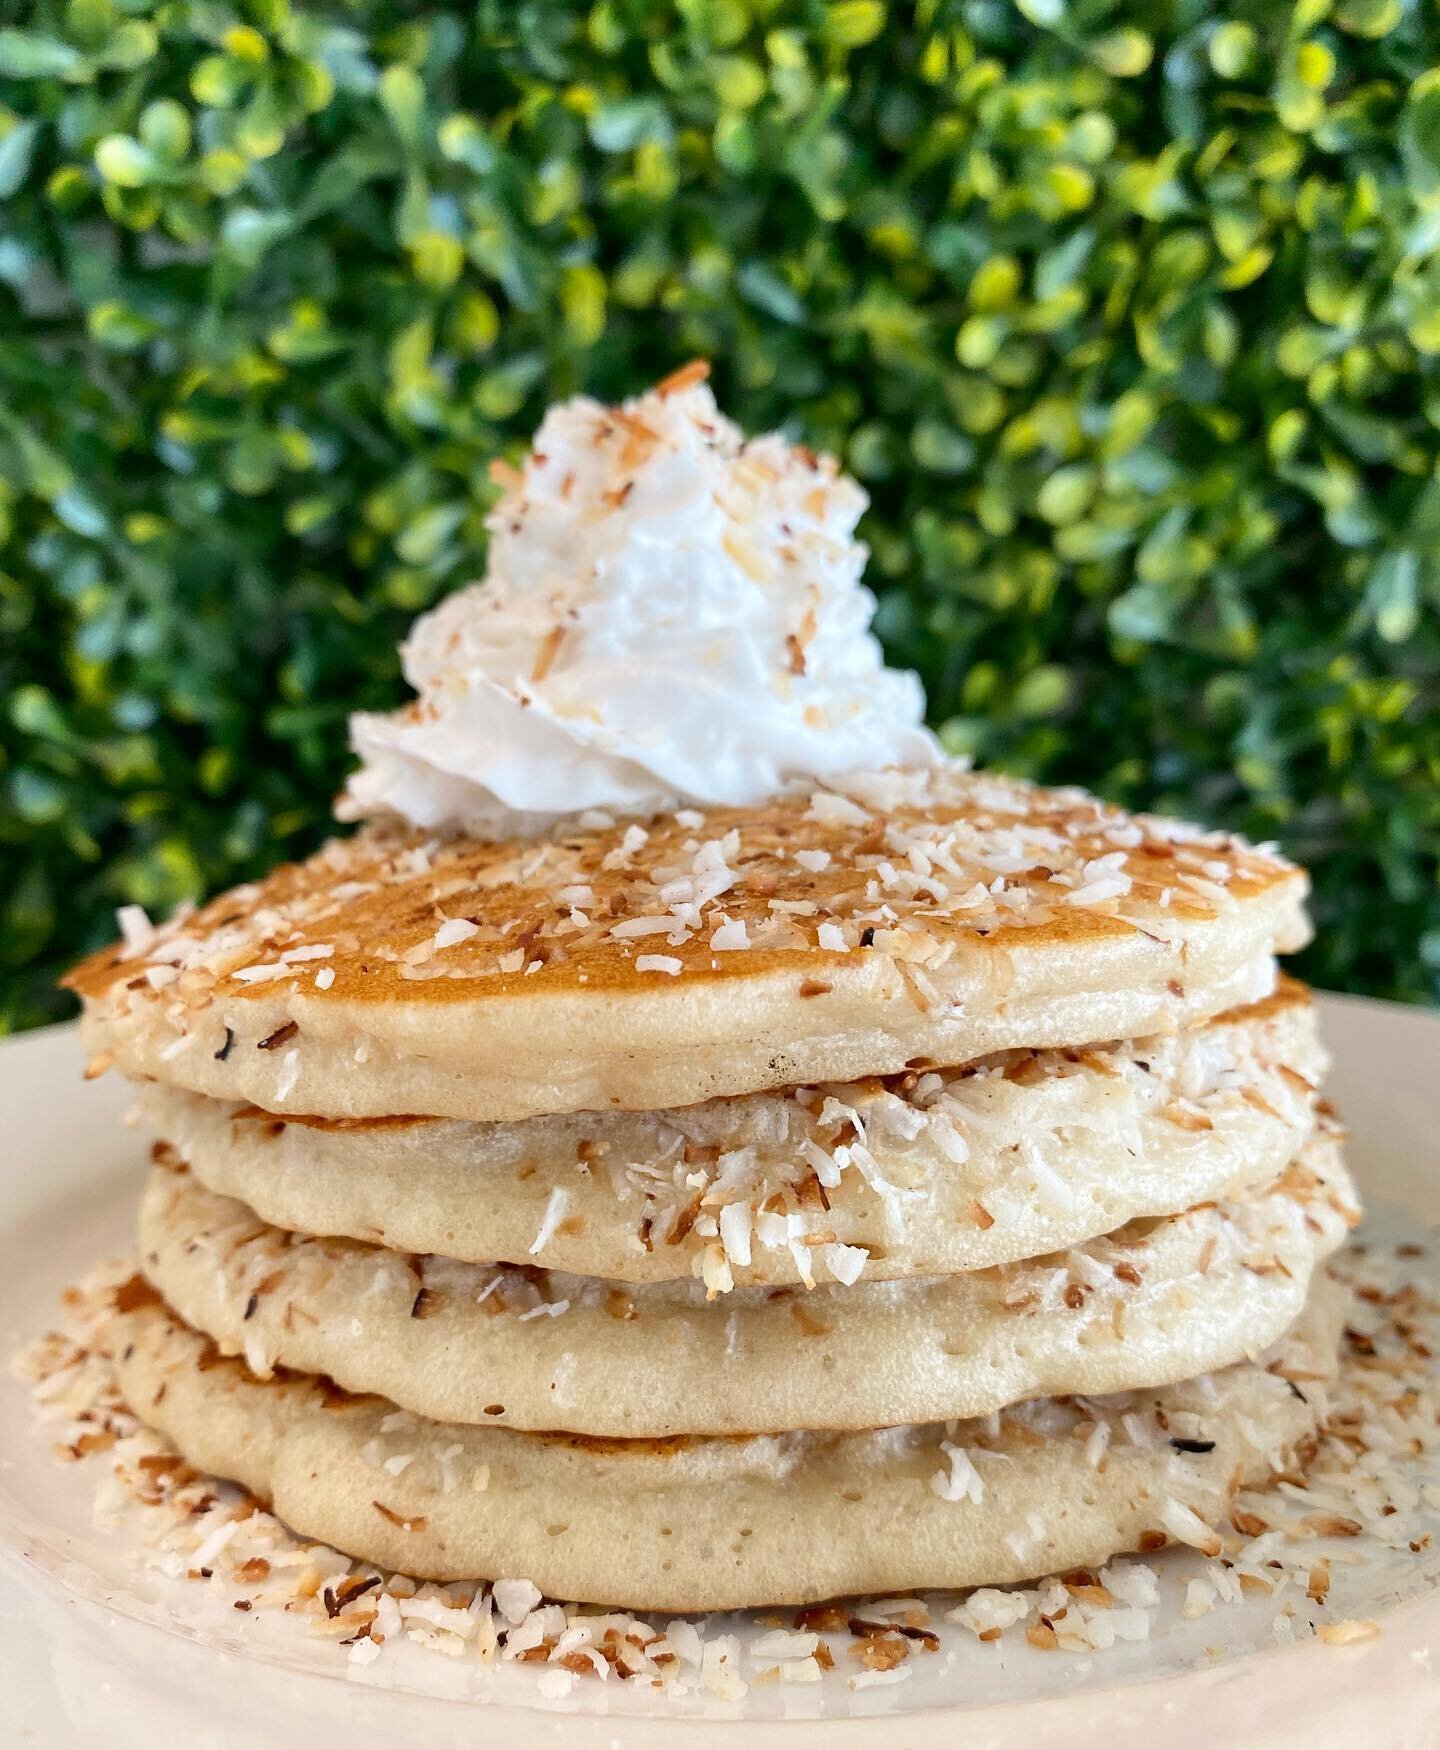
[
  {"x1": 531, "y1": 627, "x2": 566, "y2": 684},
  {"x1": 1317, "y1": 1619, "x2": 1381, "y2": 1647},
  {"x1": 529, "y1": 1186, "x2": 571, "y2": 1255},
  {"x1": 635, "y1": 954, "x2": 683, "y2": 976},
  {"x1": 655, "y1": 358, "x2": 711, "y2": 397},
  {"x1": 1161, "y1": 1103, "x2": 1215, "y2": 1132},
  {"x1": 850, "y1": 1634, "x2": 909, "y2": 1672},
  {"x1": 1161, "y1": 1498, "x2": 1223, "y2": 1558},
  {"x1": 116, "y1": 903, "x2": 157, "y2": 959},
  {"x1": 371, "y1": 1501, "x2": 427, "y2": 1532},
  {"x1": 434, "y1": 917, "x2": 481, "y2": 951}
]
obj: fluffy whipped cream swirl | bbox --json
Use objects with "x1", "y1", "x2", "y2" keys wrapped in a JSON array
[{"x1": 341, "y1": 367, "x2": 938, "y2": 838}]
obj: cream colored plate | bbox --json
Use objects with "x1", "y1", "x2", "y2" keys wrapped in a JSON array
[{"x1": 3, "y1": 996, "x2": 1440, "y2": 1747}]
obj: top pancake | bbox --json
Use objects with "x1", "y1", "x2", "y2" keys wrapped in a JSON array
[{"x1": 68, "y1": 763, "x2": 1309, "y2": 1121}]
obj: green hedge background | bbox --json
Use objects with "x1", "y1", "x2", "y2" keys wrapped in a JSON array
[{"x1": 2, "y1": 0, "x2": 1438, "y2": 1032}]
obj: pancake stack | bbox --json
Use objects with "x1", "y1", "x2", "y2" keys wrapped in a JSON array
[{"x1": 66, "y1": 762, "x2": 1359, "y2": 1611}]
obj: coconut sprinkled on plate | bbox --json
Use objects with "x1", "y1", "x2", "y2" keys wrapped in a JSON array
[{"x1": 13, "y1": 1234, "x2": 1440, "y2": 1694}]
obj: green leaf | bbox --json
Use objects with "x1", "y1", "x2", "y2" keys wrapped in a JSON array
[
  {"x1": 0, "y1": 118, "x2": 38, "y2": 199},
  {"x1": 191, "y1": 54, "x2": 246, "y2": 107},
  {"x1": 1107, "y1": 583, "x2": 1175, "y2": 643},
  {"x1": 1366, "y1": 550, "x2": 1420, "y2": 643},
  {"x1": 1010, "y1": 664, "x2": 1071, "y2": 716},
  {"x1": 220, "y1": 206, "x2": 292, "y2": 266},
  {"x1": 0, "y1": 31, "x2": 80, "y2": 78},
  {"x1": 1209, "y1": 22, "x2": 1257, "y2": 78},
  {"x1": 588, "y1": 97, "x2": 669, "y2": 152},
  {"x1": 378, "y1": 63, "x2": 425, "y2": 149},
  {"x1": 138, "y1": 100, "x2": 192, "y2": 163},
  {"x1": 10, "y1": 768, "x2": 67, "y2": 825},
  {"x1": 87, "y1": 300, "x2": 158, "y2": 351},
  {"x1": 1400, "y1": 75, "x2": 1440, "y2": 198},
  {"x1": 736, "y1": 262, "x2": 806, "y2": 324},
  {"x1": 438, "y1": 112, "x2": 496, "y2": 172},
  {"x1": 93, "y1": 135, "x2": 156, "y2": 187},
  {"x1": 1036, "y1": 466, "x2": 1094, "y2": 525},
  {"x1": 395, "y1": 503, "x2": 465, "y2": 564},
  {"x1": 911, "y1": 420, "x2": 976, "y2": 475},
  {"x1": 95, "y1": 19, "x2": 157, "y2": 72},
  {"x1": 823, "y1": 2, "x2": 887, "y2": 48}
]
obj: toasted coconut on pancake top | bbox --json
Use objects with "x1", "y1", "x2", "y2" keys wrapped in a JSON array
[{"x1": 68, "y1": 766, "x2": 1306, "y2": 1122}]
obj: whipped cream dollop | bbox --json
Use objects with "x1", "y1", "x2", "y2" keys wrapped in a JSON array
[{"x1": 341, "y1": 364, "x2": 939, "y2": 838}]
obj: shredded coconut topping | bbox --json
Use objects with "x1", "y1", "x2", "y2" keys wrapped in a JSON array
[{"x1": 75, "y1": 762, "x2": 1302, "y2": 1064}]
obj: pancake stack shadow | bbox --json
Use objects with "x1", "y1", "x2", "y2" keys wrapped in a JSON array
[{"x1": 66, "y1": 766, "x2": 1360, "y2": 1611}]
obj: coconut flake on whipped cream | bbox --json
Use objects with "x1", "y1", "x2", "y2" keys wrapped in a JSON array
[{"x1": 340, "y1": 362, "x2": 939, "y2": 839}]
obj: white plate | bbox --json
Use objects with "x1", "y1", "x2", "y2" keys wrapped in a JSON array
[{"x1": 3, "y1": 997, "x2": 1440, "y2": 1747}]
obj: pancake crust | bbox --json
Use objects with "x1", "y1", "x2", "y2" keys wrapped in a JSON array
[
  {"x1": 137, "y1": 983, "x2": 1325, "y2": 1288},
  {"x1": 68, "y1": 764, "x2": 1309, "y2": 1120},
  {"x1": 138, "y1": 1134, "x2": 1357, "y2": 1436},
  {"x1": 109, "y1": 1279, "x2": 1346, "y2": 1611}
]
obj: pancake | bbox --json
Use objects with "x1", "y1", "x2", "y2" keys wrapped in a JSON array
[
  {"x1": 68, "y1": 764, "x2": 1309, "y2": 1122},
  {"x1": 137, "y1": 1133, "x2": 1356, "y2": 1436},
  {"x1": 135, "y1": 983, "x2": 1324, "y2": 1289},
  {"x1": 108, "y1": 1277, "x2": 1346, "y2": 1611}
]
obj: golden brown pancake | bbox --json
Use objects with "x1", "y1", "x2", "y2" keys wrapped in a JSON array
[{"x1": 68, "y1": 764, "x2": 1309, "y2": 1121}]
